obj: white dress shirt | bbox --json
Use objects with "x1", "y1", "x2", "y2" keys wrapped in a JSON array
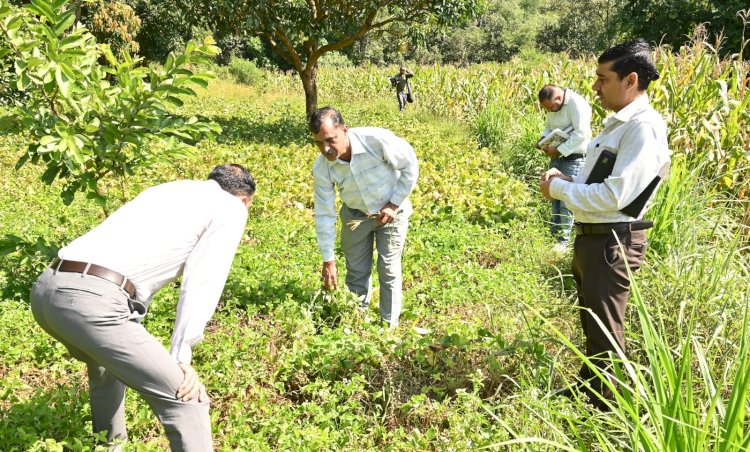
[
  {"x1": 549, "y1": 94, "x2": 671, "y2": 223},
  {"x1": 313, "y1": 127, "x2": 419, "y2": 262},
  {"x1": 542, "y1": 88, "x2": 592, "y2": 156},
  {"x1": 59, "y1": 179, "x2": 248, "y2": 364}
]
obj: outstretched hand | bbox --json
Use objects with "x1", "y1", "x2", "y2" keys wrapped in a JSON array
[{"x1": 539, "y1": 168, "x2": 573, "y2": 200}]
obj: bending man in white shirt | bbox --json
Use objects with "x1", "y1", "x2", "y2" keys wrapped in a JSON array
[
  {"x1": 537, "y1": 84, "x2": 592, "y2": 247},
  {"x1": 30, "y1": 164, "x2": 256, "y2": 451},
  {"x1": 310, "y1": 107, "x2": 419, "y2": 328}
]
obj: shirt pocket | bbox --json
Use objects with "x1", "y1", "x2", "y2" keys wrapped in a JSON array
[{"x1": 356, "y1": 157, "x2": 392, "y2": 187}]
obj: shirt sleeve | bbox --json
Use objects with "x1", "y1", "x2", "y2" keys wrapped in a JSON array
[
  {"x1": 377, "y1": 132, "x2": 419, "y2": 207},
  {"x1": 549, "y1": 119, "x2": 662, "y2": 215},
  {"x1": 557, "y1": 98, "x2": 592, "y2": 157},
  {"x1": 169, "y1": 202, "x2": 247, "y2": 364},
  {"x1": 313, "y1": 157, "x2": 337, "y2": 262},
  {"x1": 540, "y1": 114, "x2": 553, "y2": 144}
]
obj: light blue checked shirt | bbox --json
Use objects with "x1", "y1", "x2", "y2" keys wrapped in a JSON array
[{"x1": 313, "y1": 127, "x2": 419, "y2": 262}]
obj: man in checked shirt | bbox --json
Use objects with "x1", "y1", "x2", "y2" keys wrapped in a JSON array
[{"x1": 310, "y1": 107, "x2": 419, "y2": 329}]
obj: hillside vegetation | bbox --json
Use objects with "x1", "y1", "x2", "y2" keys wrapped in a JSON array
[{"x1": 1, "y1": 40, "x2": 749, "y2": 450}]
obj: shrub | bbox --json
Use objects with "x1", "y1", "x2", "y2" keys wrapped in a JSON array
[{"x1": 228, "y1": 57, "x2": 266, "y2": 86}]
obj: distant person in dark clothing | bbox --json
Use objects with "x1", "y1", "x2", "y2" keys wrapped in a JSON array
[{"x1": 388, "y1": 66, "x2": 413, "y2": 111}]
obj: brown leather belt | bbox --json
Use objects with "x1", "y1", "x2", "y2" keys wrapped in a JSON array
[
  {"x1": 51, "y1": 258, "x2": 136, "y2": 299},
  {"x1": 575, "y1": 220, "x2": 653, "y2": 236}
]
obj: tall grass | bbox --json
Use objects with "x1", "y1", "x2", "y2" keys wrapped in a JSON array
[{"x1": 509, "y1": 222, "x2": 750, "y2": 451}]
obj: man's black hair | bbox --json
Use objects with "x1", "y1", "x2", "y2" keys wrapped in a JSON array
[
  {"x1": 208, "y1": 164, "x2": 256, "y2": 197},
  {"x1": 309, "y1": 107, "x2": 345, "y2": 133},
  {"x1": 538, "y1": 84, "x2": 560, "y2": 101},
  {"x1": 598, "y1": 38, "x2": 660, "y2": 91}
]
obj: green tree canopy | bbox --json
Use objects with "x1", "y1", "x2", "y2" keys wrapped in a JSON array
[{"x1": 187, "y1": 0, "x2": 484, "y2": 117}]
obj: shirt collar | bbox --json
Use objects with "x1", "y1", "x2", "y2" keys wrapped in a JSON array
[
  {"x1": 611, "y1": 94, "x2": 649, "y2": 123},
  {"x1": 347, "y1": 130, "x2": 365, "y2": 157}
]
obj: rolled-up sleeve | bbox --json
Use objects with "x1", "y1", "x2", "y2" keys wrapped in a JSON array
[
  {"x1": 170, "y1": 202, "x2": 247, "y2": 364},
  {"x1": 313, "y1": 157, "x2": 337, "y2": 262}
]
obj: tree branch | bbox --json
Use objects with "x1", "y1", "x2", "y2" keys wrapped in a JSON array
[
  {"x1": 315, "y1": 9, "x2": 379, "y2": 57},
  {"x1": 273, "y1": 27, "x2": 305, "y2": 72}
]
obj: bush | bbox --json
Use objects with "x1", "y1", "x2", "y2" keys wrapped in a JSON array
[
  {"x1": 317, "y1": 51, "x2": 353, "y2": 68},
  {"x1": 228, "y1": 57, "x2": 266, "y2": 86}
]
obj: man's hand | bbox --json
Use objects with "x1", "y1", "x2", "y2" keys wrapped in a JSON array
[
  {"x1": 377, "y1": 202, "x2": 399, "y2": 225},
  {"x1": 539, "y1": 169, "x2": 573, "y2": 200},
  {"x1": 540, "y1": 179, "x2": 556, "y2": 200},
  {"x1": 177, "y1": 363, "x2": 208, "y2": 402},
  {"x1": 541, "y1": 168, "x2": 562, "y2": 182},
  {"x1": 542, "y1": 145, "x2": 561, "y2": 157},
  {"x1": 322, "y1": 260, "x2": 338, "y2": 291}
]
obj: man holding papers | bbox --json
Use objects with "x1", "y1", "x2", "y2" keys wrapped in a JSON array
[{"x1": 537, "y1": 84, "x2": 592, "y2": 249}]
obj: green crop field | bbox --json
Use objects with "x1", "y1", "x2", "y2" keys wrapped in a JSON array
[{"x1": 1, "y1": 40, "x2": 749, "y2": 450}]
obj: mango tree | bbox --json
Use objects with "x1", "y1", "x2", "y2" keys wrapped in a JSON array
[{"x1": 188, "y1": 0, "x2": 484, "y2": 118}]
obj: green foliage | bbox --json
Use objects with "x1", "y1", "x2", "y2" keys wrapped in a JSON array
[
  {"x1": 0, "y1": 233, "x2": 59, "y2": 301},
  {"x1": 125, "y1": 0, "x2": 194, "y2": 61},
  {"x1": 536, "y1": 0, "x2": 623, "y2": 58},
  {"x1": 90, "y1": 0, "x2": 141, "y2": 56},
  {"x1": 1, "y1": 45, "x2": 749, "y2": 449},
  {"x1": 617, "y1": 0, "x2": 750, "y2": 60},
  {"x1": 188, "y1": 0, "x2": 484, "y2": 116},
  {"x1": 227, "y1": 57, "x2": 266, "y2": 86},
  {"x1": 0, "y1": 0, "x2": 222, "y2": 208}
]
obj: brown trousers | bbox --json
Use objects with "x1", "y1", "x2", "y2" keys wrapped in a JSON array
[{"x1": 572, "y1": 229, "x2": 647, "y2": 388}]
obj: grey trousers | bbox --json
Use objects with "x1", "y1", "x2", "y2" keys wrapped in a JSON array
[
  {"x1": 30, "y1": 268, "x2": 212, "y2": 451},
  {"x1": 340, "y1": 205, "x2": 410, "y2": 326}
]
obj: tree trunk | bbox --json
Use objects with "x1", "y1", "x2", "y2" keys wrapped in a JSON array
[{"x1": 300, "y1": 65, "x2": 319, "y2": 120}]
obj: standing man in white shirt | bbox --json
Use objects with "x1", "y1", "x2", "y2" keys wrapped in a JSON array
[
  {"x1": 30, "y1": 164, "x2": 256, "y2": 451},
  {"x1": 540, "y1": 39, "x2": 670, "y2": 409},
  {"x1": 537, "y1": 84, "x2": 592, "y2": 249},
  {"x1": 310, "y1": 107, "x2": 419, "y2": 329}
]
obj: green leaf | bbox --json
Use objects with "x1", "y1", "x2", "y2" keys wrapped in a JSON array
[
  {"x1": 14, "y1": 153, "x2": 31, "y2": 170},
  {"x1": 40, "y1": 164, "x2": 60, "y2": 184},
  {"x1": 0, "y1": 235, "x2": 26, "y2": 257},
  {"x1": 189, "y1": 76, "x2": 209, "y2": 89},
  {"x1": 53, "y1": 8, "x2": 75, "y2": 36},
  {"x1": 16, "y1": 71, "x2": 31, "y2": 90},
  {"x1": 101, "y1": 44, "x2": 117, "y2": 66},
  {"x1": 59, "y1": 33, "x2": 85, "y2": 51},
  {"x1": 39, "y1": 135, "x2": 57, "y2": 146},
  {"x1": 25, "y1": 1, "x2": 57, "y2": 23},
  {"x1": 4, "y1": 14, "x2": 23, "y2": 33},
  {"x1": 55, "y1": 65, "x2": 71, "y2": 97}
]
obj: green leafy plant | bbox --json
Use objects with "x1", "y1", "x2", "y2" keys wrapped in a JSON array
[{"x1": 0, "y1": 0, "x2": 221, "y2": 211}]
